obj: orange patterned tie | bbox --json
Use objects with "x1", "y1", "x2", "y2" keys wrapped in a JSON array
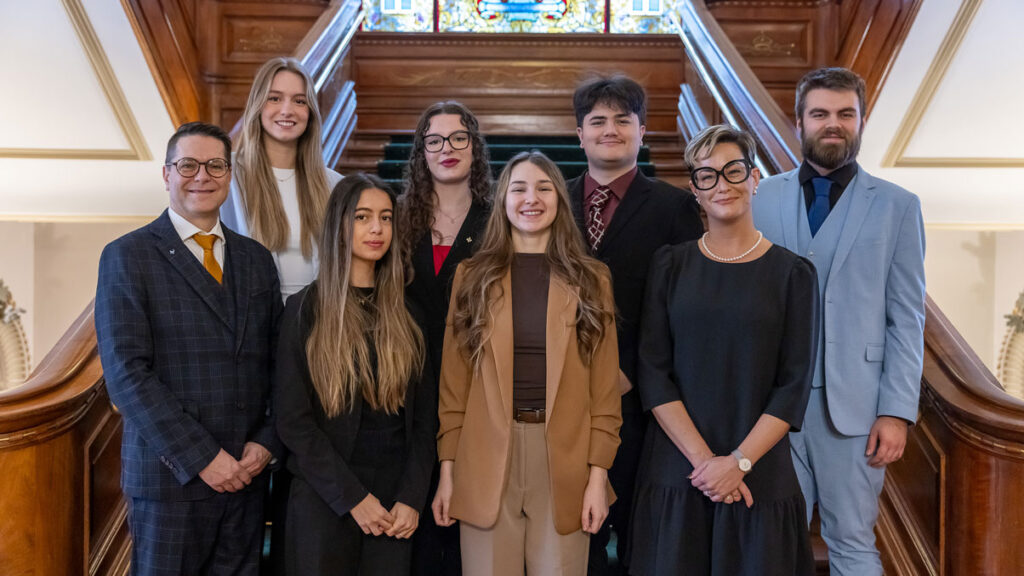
[{"x1": 192, "y1": 233, "x2": 223, "y2": 284}]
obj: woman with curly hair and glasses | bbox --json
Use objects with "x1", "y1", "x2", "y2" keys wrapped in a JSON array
[{"x1": 401, "y1": 101, "x2": 493, "y2": 576}]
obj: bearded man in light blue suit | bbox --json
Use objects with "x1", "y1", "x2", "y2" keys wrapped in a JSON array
[{"x1": 752, "y1": 67, "x2": 926, "y2": 576}]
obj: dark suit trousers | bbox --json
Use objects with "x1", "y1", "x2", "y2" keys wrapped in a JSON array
[
  {"x1": 589, "y1": 392, "x2": 646, "y2": 576},
  {"x1": 129, "y1": 490, "x2": 264, "y2": 576}
]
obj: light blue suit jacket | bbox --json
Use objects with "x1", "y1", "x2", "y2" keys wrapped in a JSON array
[{"x1": 753, "y1": 166, "x2": 926, "y2": 436}]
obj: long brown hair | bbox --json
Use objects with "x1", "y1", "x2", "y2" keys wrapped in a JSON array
[
  {"x1": 306, "y1": 173, "x2": 425, "y2": 416},
  {"x1": 399, "y1": 101, "x2": 492, "y2": 256},
  {"x1": 451, "y1": 151, "x2": 614, "y2": 369},
  {"x1": 234, "y1": 57, "x2": 330, "y2": 258}
]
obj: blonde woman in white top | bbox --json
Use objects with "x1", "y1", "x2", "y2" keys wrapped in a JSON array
[{"x1": 222, "y1": 57, "x2": 343, "y2": 299}]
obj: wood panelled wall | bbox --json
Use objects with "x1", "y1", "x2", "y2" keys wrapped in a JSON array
[
  {"x1": 0, "y1": 308, "x2": 128, "y2": 576},
  {"x1": 705, "y1": 0, "x2": 922, "y2": 121},
  {"x1": 123, "y1": 0, "x2": 333, "y2": 128},
  {"x1": 349, "y1": 32, "x2": 687, "y2": 135}
]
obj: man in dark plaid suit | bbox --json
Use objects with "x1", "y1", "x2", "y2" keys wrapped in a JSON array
[{"x1": 96, "y1": 122, "x2": 283, "y2": 575}]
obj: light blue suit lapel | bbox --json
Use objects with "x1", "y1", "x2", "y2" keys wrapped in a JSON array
[
  {"x1": 778, "y1": 171, "x2": 801, "y2": 251},
  {"x1": 828, "y1": 172, "x2": 877, "y2": 282}
]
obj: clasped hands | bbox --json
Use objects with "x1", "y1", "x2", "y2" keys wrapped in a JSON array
[
  {"x1": 689, "y1": 455, "x2": 753, "y2": 507},
  {"x1": 198, "y1": 442, "x2": 272, "y2": 493},
  {"x1": 351, "y1": 495, "x2": 419, "y2": 539}
]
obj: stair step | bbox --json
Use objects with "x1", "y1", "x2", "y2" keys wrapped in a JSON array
[
  {"x1": 382, "y1": 143, "x2": 652, "y2": 164},
  {"x1": 375, "y1": 159, "x2": 655, "y2": 181}
]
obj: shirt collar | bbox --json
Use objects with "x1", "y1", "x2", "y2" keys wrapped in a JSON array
[
  {"x1": 168, "y1": 207, "x2": 225, "y2": 244},
  {"x1": 798, "y1": 161, "x2": 859, "y2": 189},
  {"x1": 584, "y1": 166, "x2": 639, "y2": 201}
]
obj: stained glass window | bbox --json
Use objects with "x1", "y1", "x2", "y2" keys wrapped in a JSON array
[
  {"x1": 439, "y1": 0, "x2": 604, "y2": 33},
  {"x1": 363, "y1": 0, "x2": 432, "y2": 31},
  {"x1": 362, "y1": 0, "x2": 675, "y2": 34}
]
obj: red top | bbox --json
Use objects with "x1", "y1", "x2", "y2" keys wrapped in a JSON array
[{"x1": 432, "y1": 244, "x2": 452, "y2": 275}]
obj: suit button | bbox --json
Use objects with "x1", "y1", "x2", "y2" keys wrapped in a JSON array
[
  {"x1": 808, "y1": 251, "x2": 815, "y2": 256},
  {"x1": 236, "y1": 402, "x2": 246, "y2": 410}
]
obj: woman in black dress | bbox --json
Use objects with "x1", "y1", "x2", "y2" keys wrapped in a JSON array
[
  {"x1": 629, "y1": 125, "x2": 818, "y2": 576},
  {"x1": 401, "y1": 101, "x2": 493, "y2": 576},
  {"x1": 275, "y1": 173, "x2": 435, "y2": 575}
]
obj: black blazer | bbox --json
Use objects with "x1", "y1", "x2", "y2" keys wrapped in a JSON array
[
  {"x1": 568, "y1": 172, "x2": 704, "y2": 411},
  {"x1": 96, "y1": 210, "x2": 283, "y2": 501},
  {"x1": 274, "y1": 284, "x2": 438, "y2": 516},
  {"x1": 405, "y1": 201, "x2": 491, "y2": 379}
]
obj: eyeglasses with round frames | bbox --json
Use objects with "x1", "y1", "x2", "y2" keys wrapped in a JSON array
[
  {"x1": 691, "y1": 159, "x2": 752, "y2": 191},
  {"x1": 166, "y1": 157, "x2": 231, "y2": 178},
  {"x1": 423, "y1": 131, "x2": 471, "y2": 153}
]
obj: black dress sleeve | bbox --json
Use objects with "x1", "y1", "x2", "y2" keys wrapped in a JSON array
[
  {"x1": 763, "y1": 256, "x2": 820, "y2": 430},
  {"x1": 274, "y1": 292, "x2": 369, "y2": 517},
  {"x1": 637, "y1": 245, "x2": 684, "y2": 411}
]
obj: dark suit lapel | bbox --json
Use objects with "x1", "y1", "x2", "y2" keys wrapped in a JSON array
[
  {"x1": 438, "y1": 201, "x2": 488, "y2": 282},
  {"x1": 568, "y1": 176, "x2": 587, "y2": 235},
  {"x1": 598, "y1": 171, "x2": 652, "y2": 254},
  {"x1": 151, "y1": 211, "x2": 231, "y2": 329},
  {"x1": 226, "y1": 230, "x2": 250, "y2": 354}
]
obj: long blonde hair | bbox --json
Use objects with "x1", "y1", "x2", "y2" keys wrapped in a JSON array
[
  {"x1": 451, "y1": 151, "x2": 614, "y2": 370},
  {"x1": 306, "y1": 174, "x2": 425, "y2": 416},
  {"x1": 234, "y1": 57, "x2": 330, "y2": 258}
]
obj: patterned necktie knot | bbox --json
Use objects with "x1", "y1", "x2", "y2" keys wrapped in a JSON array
[
  {"x1": 587, "y1": 186, "x2": 612, "y2": 251},
  {"x1": 192, "y1": 233, "x2": 223, "y2": 284}
]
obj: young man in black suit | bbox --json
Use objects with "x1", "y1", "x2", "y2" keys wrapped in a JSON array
[{"x1": 567, "y1": 75, "x2": 704, "y2": 576}]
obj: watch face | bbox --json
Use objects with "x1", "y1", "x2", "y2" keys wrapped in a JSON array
[{"x1": 739, "y1": 459, "x2": 752, "y2": 472}]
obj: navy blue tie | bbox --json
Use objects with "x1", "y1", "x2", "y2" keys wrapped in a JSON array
[{"x1": 808, "y1": 177, "x2": 832, "y2": 236}]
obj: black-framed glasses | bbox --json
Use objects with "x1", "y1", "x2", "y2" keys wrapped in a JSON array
[
  {"x1": 423, "y1": 131, "x2": 471, "y2": 153},
  {"x1": 166, "y1": 157, "x2": 231, "y2": 178},
  {"x1": 691, "y1": 159, "x2": 752, "y2": 190}
]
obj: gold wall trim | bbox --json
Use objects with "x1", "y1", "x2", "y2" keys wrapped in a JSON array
[
  {"x1": 925, "y1": 222, "x2": 1024, "y2": 231},
  {"x1": 879, "y1": 0, "x2": 1021, "y2": 168},
  {"x1": 0, "y1": 0, "x2": 151, "y2": 161}
]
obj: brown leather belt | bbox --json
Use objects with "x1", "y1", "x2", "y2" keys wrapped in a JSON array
[{"x1": 514, "y1": 408, "x2": 546, "y2": 423}]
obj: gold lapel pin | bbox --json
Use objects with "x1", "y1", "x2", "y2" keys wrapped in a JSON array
[{"x1": 466, "y1": 237, "x2": 473, "y2": 243}]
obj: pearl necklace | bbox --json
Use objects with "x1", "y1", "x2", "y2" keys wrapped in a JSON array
[{"x1": 701, "y1": 231, "x2": 763, "y2": 262}]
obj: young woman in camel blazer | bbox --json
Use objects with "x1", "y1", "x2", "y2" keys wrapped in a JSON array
[{"x1": 431, "y1": 151, "x2": 622, "y2": 576}]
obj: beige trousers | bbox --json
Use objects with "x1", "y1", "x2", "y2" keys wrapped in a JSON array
[{"x1": 460, "y1": 422, "x2": 589, "y2": 576}]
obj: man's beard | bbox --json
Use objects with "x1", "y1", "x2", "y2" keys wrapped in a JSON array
[{"x1": 802, "y1": 128, "x2": 861, "y2": 170}]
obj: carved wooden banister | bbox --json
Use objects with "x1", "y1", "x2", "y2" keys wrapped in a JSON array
[
  {"x1": 671, "y1": 0, "x2": 799, "y2": 176},
  {"x1": 0, "y1": 3, "x2": 363, "y2": 573},
  {"x1": 0, "y1": 304, "x2": 128, "y2": 575},
  {"x1": 674, "y1": 2, "x2": 1024, "y2": 573}
]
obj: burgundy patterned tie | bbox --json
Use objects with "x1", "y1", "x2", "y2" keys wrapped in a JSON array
[{"x1": 587, "y1": 186, "x2": 612, "y2": 251}]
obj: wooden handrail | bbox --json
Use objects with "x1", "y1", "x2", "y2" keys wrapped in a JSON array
[
  {"x1": 674, "y1": 2, "x2": 1024, "y2": 573},
  {"x1": 671, "y1": 0, "x2": 799, "y2": 176}
]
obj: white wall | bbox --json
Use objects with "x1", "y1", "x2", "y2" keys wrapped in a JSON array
[{"x1": 859, "y1": 0, "x2": 1024, "y2": 379}]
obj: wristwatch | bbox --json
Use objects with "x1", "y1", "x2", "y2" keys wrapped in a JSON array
[{"x1": 731, "y1": 449, "x2": 752, "y2": 473}]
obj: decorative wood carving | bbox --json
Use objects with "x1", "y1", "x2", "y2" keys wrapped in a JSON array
[
  {"x1": 350, "y1": 32, "x2": 686, "y2": 135},
  {"x1": 123, "y1": 0, "x2": 334, "y2": 128}
]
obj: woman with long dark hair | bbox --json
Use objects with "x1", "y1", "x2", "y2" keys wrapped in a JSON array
[
  {"x1": 431, "y1": 151, "x2": 621, "y2": 575},
  {"x1": 275, "y1": 173, "x2": 435, "y2": 575},
  {"x1": 401, "y1": 101, "x2": 493, "y2": 575}
]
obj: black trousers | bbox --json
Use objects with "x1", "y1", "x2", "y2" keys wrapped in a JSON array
[
  {"x1": 589, "y1": 405, "x2": 645, "y2": 576},
  {"x1": 411, "y1": 464, "x2": 462, "y2": 576}
]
